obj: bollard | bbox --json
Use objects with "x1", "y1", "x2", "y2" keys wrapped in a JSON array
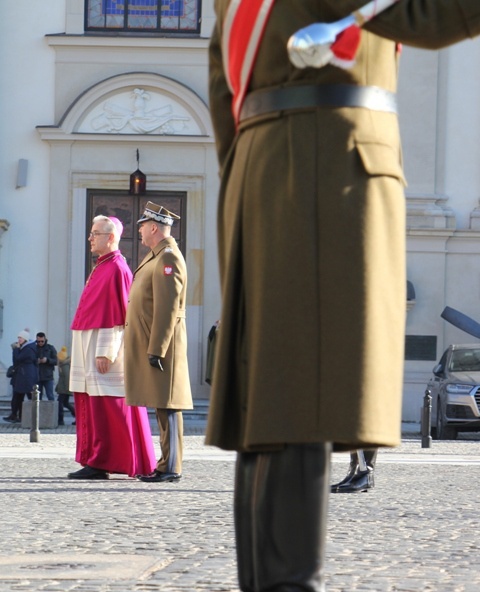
[
  {"x1": 30, "y1": 384, "x2": 40, "y2": 443},
  {"x1": 421, "y1": 388, "x2": 432, "y2": 448}
]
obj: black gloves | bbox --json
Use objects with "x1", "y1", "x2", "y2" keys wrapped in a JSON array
[{"x1": 148, "y1": 355, "x2": 164, "y2": 371}]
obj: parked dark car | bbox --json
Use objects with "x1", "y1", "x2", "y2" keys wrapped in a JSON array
[{"x1": 427, "y1": 344, "x2": 480, "y2": 439}]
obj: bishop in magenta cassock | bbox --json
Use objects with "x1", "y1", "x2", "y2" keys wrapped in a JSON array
[{"x1": 68, "y1": 215, "x2": 156, "y2": 479}]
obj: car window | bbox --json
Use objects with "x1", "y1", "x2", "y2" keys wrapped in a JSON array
[
  {"x1": 438, "y1": 350, "x2": 448, "y2": 371},
  {"x1": 449, "y1": 350, "x2": 480, "y2": 372}
]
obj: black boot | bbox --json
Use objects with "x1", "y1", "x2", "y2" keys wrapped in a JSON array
[
  {"x1": 235, "y1": 443, "x2": 331, "y2": 592},
  {"x1": 330, "y1": 451, "x2": 358, "y2": 492},
  {"x1": 336, "y1": 449, "x2": 377, "y2": 493},
  {"x1": 363, "y1": 449, "x2": 378, "y2": 470}
]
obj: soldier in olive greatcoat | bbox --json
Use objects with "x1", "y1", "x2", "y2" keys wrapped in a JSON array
[
  {"x1": 207, "y1": 2, "x2": 480, "y2": 590},
  {"x1": 124, "y1": 202, "x2": 193, "y2": 483}
]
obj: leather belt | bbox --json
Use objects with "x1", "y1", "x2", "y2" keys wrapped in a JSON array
[{"x1": 239, "y1": 84, "x2": 397, "y2": 122}]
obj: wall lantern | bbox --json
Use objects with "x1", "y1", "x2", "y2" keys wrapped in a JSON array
[{"x1": 129, "y1": 149, "x2": 146, "y2": 195}]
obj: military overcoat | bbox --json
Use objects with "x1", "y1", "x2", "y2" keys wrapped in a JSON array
[
  {"x1": 206, "y1": 0, "x2": 480, "y2": 453},
  {"x1": 124, "y1": 237, "x2": 193, "y2": 410}
]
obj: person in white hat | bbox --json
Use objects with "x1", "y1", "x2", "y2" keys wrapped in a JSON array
[{"x1": 3, "y1": 330, "x2": 38, "y2": 423}]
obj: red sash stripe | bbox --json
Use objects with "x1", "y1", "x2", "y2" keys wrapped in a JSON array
[{"x1": 222, "y1": 0, "x2": 276, "y2": 124}]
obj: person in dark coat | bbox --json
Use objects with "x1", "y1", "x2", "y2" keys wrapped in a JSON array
[
  {"x1": 35, "y1": 332, "x2": 57, "y2": 401},
  {"x1": 3, "y1": 330, "x2": 39, "y2": 423}
]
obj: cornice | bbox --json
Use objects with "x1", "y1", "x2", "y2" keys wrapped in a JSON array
[{"x1": 45, "y1": 34, "x2": 210, "y2": 50}]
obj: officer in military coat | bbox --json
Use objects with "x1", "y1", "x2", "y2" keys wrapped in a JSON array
[
  {"x1": 124, "y1": 202, "x2": 193, "y2": 483},
  {"x1": 207, "y1": 1, "x2": 480, "y2": 590}
]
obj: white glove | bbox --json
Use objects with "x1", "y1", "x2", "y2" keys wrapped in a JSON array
[{"x1": 287, "y1": 15, "x2": 355, "y2": 69}]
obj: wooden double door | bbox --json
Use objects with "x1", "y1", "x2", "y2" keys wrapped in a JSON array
[{"x1": 85, "y1": 189, "x2": 187, "y2": 279}]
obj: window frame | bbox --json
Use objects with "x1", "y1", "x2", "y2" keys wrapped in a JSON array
[{"x1": 84, "y1": 0, "x2": 202, "y2": 35}]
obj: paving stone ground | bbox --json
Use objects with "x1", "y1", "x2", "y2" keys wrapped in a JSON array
[{"x1": 1, "y1": 427, "x2": 480, "y2": 592}]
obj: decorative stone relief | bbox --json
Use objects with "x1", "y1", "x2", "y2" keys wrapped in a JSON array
[{"x1": 78, "y1": 88, "x2": 201, "y2": 135}]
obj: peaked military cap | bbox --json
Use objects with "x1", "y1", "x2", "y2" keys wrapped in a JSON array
[{"x1": 137, "y1": 201, "x2": 180, "y2": 226}]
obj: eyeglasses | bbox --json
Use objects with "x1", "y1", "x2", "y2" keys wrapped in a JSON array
[
  {"x1": 88, "y1": 232, "x2": 110, "y2": 238},
  {"x1": 36, "y1": 340, "x2": 45, "y2": 344}
]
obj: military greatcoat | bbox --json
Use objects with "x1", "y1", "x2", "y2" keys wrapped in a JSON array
[
  {"x1": 206, "y1": 0, "x2": 480, "y2": 453},
  {"x1": 124, "y1": 237, "x2": 193, "y2": 411}
]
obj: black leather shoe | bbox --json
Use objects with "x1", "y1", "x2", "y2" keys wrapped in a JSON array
[
  {"x1": 331, "y1": 476, "x2": 353, "y2": 493},
  {"x1": 67, "y1": 466, "x2": 109, "y2": 480},
  {"x1": 331, "y1": 466, "x2": 358, "y2": 492},
  {"x1": 3, "y1": 416, "x2": 15, "y2": 422},
  {"x1": 335, "y1": 470, "x2": 374, "y2": 493},
  {"x1": 138, "y1": 470, "x2": 182, "y2": 483}
]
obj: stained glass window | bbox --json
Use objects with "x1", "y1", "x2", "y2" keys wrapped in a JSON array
[{"x1": 85, "y1": 0, "x2": 201, "y2": 33}]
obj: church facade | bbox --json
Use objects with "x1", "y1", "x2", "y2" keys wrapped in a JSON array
[{"x1": 1, "y1": 1, "x2": 480, "y2": 426}]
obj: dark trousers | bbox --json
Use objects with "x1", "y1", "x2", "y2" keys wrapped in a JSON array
[
  {"x1": 349, "y1": 449, "x2": 377, "y2": 469},
  {"x1": 235, "y1": 443, "x2": 331, "y2": 592},
  {"x1": 11, "y1": 392, "x2": 26, "y2": 419},
  {"x1": 58, "y1": 394, "x2": 75, "y2": 422},
  {"x1": 38, "y1": 380, "x2": 55, "y2": 401},
  {"x1": 155, "y1": 409, "x2": 183, "y2": 474}
]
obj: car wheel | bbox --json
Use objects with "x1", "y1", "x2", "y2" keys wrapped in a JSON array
[{"x1": 436, "y1": 400, "x2": 457, "y2": 440}]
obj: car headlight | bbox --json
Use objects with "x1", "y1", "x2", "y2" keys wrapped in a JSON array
[{"x1": 446, "y1": 384, "x2": 474, "y2": 394}]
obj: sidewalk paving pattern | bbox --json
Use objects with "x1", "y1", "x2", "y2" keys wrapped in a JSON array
[{"x1": 0, "y1": 425, "x2": 480, "y2": 591}]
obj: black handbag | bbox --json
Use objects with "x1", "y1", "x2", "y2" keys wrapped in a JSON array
[{"x1": 6, "y1": 366, "x2": 15, "y2": 378}]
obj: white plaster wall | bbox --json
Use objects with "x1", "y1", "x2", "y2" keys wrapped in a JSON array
[
  {"x1": 398, "y1": 47, "x2": 439, "y2": 195},
  {"x1": 398, "y1": 47, "x2": 444, "y2": 422},
  {"x1": 399, "y1": 39, "x2": 480, "y2": 425},
  {"x1": 441, "y1": 39, "x2": 480, "y2": 230},
  {"x1": 0, "y1": 2, "x2": 65, "y2": 370},
  {"x1": 48, "y1": 37, "x2": 210, "y2": 124},
  {"x1": 444, "y1": 235, "x2": 480, "y2": 344},
  {"x1": 403, "y1": 232, "x2": 480, "y2": 424},
  {"x1": 399, "y1": 38, "x2": 480, "y2": 211},
  {"x1": 404, "y1": 233, "x2": 453, "y2": 422}
]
